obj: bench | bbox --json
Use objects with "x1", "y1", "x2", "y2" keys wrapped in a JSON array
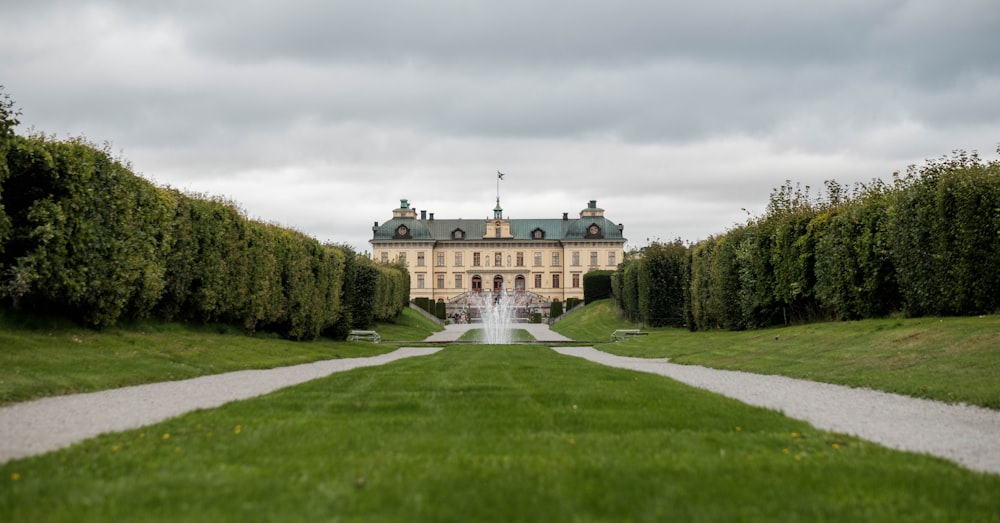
[
  {"x1": 348, "y1": 330, "x2": 381, "y2": 343},
  {"x1": 611, "y1": 329, "x2": 648, "y2": 342}
]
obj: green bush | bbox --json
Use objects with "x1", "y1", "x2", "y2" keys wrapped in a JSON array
[
  {"x1": 550, "y1": 299, "x2": 563, "y2": 319},
  {"x1": 582, "y1": 270, "x2": 613, "y2": 304},
  {"x1": 614, "y1": 257, "x2": 641, "y2": 323},
  {"x1": 435, "y1": 299, "x2": 446, "y2": 320},
  {"x1": 890, "y1": 151, "x2": 1000, "y2": 316},
  {"x1": 0, "y1": 132, "x2": 388, "y2": 339},
  {"x1": 2, "y1": 135, "x2": 174, "y2": 326},
  {"x1": 0, "y1": 86, "x2": 19, "y2": 255},
  {"x1": 636, "y1": 241, "x2": 688, "y2": 327}
]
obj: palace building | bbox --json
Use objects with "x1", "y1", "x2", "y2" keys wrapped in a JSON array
[{"x1": 369, "y1": 198, "x2": 627, "y2": 311}]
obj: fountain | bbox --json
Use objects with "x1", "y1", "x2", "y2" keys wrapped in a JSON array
[
  {"x1": 480, "y1": 288, "x2": 516, "y2": 344},
  {"x1": 453, "y1": 285, "x2": 543, "y2": 344}
]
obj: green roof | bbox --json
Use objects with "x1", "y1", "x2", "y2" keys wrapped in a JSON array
[{"x1": 371, "y1": 216, "x2": 625, "y2": 242}]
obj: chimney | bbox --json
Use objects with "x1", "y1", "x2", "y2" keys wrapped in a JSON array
[
  {"x1": 429, "y1": 212, "x2": 435, "y2": 221},
  {"x1": 562, "y1": 212, "x2": 569, "y2": 220},
  {"x1": 421, "y1": 210, "x2": 427, "y2": 220}
]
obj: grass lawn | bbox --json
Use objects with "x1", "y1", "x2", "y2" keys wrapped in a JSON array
[
  {"x1": 456, "y1": 328, "x2": 536, "y2": 343},
  {"x1": 0, "y1": 308, "x2": 440, "y2": 405},
  {"x1": 2, "y1": 346, "x2": 997, "y2": 521},
  {"x1": 553, "y1": 301, "x2": 1000, "y2": 409},
  {"x1": 369, "y1": 307, "x2": 445, "y2": 342},
  {"x1": 550, "y1": 300, "x2": 640, "y2": 341}
]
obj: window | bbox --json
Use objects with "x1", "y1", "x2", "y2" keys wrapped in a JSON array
[
  {"x1": 436, "y1": 252, "x2": 445, "y2": 266},
  {"x1": 455, "y1": 274, "x2": 463, "y2": 289},
  {"x1": 572, "y1": 273, "x2": 580, "y2": 288},
  {"x1": 572, "y1": 251, "x2": 580, "y2": 266},
  {"x1": 516, "y1": 252, "x2": 524, "y2": 266},
  {"x1": 437, "y1": 274, "x2": 445, "y2": 289},
  {"x1": 417, "y1": 252, "x2": 425, "y2": 267},
  {"x1": 552, "y1": 274, "x2": 560, "y2": 288},
  {"x1": 453, "y1": 229, "x2": 464, "y2": 239},
  {"x1": 417, "y1": 274, "x2": 425, "y2": 289},
  {"x1": 494, "y1": 252, "x2": 502, "y2": 266},
  {"x1": 455, "y1": 252, "x2": 463, "y2": 266},
  {"x1": 473, "y1": 252, "x2": 481, "y2": 266},
  {"x1": 495, "y1": 228, "x2": 501, "y2": 238},
  {"x1": 534, "y1": 274, "x2": 542, "y2": 288},
  {"x1": 380, "y1": 252, "x2": 388, "y2": 263},
  {"x1": 552, "y1": 252, "x2": 560, "y2": 266},
  {"x1": 590, "y1": 251, "x2": 598, "y2": 266},
  {"x1": 609, "y1": 252, "x2": 616, "y2": 266},
  {"x1": 534, "y1": 252, "x2": 542, "y2": 267}
]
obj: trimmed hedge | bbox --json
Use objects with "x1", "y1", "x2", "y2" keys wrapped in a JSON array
[
  {"x1": 618, "y1": 149, "x2": 1000, "y2": 331},
  {"x1": 0, "y1": 133, "x2": 408, "y2": 339},
  {"x1": 582, "y1": 270, "x2": 613, "y2": 304},
  {"x1": 614, "y1": 240, "x2": 688, "y2": 327},
  {"x1": 550, "y1": 299, "x2": 563, "y2": 319}
]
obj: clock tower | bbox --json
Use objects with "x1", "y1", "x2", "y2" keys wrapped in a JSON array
[{"x1": 487, "y1": 198, "x2": 513, "y2": 239}]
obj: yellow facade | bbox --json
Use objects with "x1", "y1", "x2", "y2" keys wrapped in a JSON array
[{"x1": 370, "y1": 199, "x2": 626, "y2": 305}]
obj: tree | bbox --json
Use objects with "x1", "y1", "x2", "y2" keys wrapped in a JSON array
[{"x1": 0, "y1": 86, "x2": 22, "y2": 254}]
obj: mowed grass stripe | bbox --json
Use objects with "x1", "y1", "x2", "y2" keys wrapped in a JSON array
[
  {"x1": 3, "y1": 346, "x2": 998, "y2": 522},
  {"x1": 555, "y1": 301, "x2": 1000, "y2": 409}
]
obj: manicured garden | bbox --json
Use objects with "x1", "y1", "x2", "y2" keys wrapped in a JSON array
[
  {"x1": 3, "y1": 345, "x2": 998, "y2": 522},
  {"x1": 0, "y1": 308, "x2": 436, "y2": 405},
  {"x1": 553, "y1": 301, "x2": 1000, "y2": 409}
]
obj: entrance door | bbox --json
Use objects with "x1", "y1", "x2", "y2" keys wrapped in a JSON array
[
  {"x1": 471, "y1": 275, "x2": 483, "y2": 292},
  {"x1": 493, "y1": 275, "x2": 504, "y2": 292}
]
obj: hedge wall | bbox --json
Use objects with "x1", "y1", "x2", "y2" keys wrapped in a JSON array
[
  {"x1": 614, "y1": 240, "x2": 688, "y2": 327},
  {"x1": 582, "y1": 270, "x2": 613, "y2": 304},
  {"x1": 0, "y1": 133, "x2": 408, "y2": 339},
  {"x1": 619, "y1": 149, "x2": 1000, "y2": 331}
]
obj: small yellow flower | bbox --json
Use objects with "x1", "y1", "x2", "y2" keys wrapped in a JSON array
[
  {"x1": 791, "y1": 432, "x2": 800, "y2": 439},
  {"x1": 11, "y1": 472, "x2": 20, "y2": 481},
  {"x1": 111, "y1": 444, "x2": 122, "y2": 452},
  {"x1": 162, "y1": 433, "x2": 171, "y2": 440},
  {"x1": 832, "y1": 443, "x2": 840, "y2": 450},
  {"x1": 234, "y1": 425, "x2": 242, "y2": 435},
  {"x1": 735, "y1": 426, "x2": 742, "y2": 432},
  {"x1": 783, "y1": 448, "x2": 790, "y2": 455}
]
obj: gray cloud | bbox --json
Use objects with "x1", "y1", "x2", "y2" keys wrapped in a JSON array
[{"x1": 2, "y1": 0, "x2": 998, "y2": 252}]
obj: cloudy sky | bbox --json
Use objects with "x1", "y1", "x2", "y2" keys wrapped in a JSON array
[{"x1": 3, "y1": 1, "x2": 998, "y2": 252}]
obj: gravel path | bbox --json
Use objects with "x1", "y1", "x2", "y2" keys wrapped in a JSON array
[
  {"x1": 3, "y1": 330, "x2": 997, "y2": 476},
  {"x1": 0, "y1": 347, "x2": 441, "y2": 464},
  {"x1": 551, "y1": 347, "x2": 1000, "y2": 475}
]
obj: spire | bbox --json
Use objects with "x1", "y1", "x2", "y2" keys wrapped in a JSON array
[{"x1": 494, "y1": 170, "x2": 506, "y2": 219}]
